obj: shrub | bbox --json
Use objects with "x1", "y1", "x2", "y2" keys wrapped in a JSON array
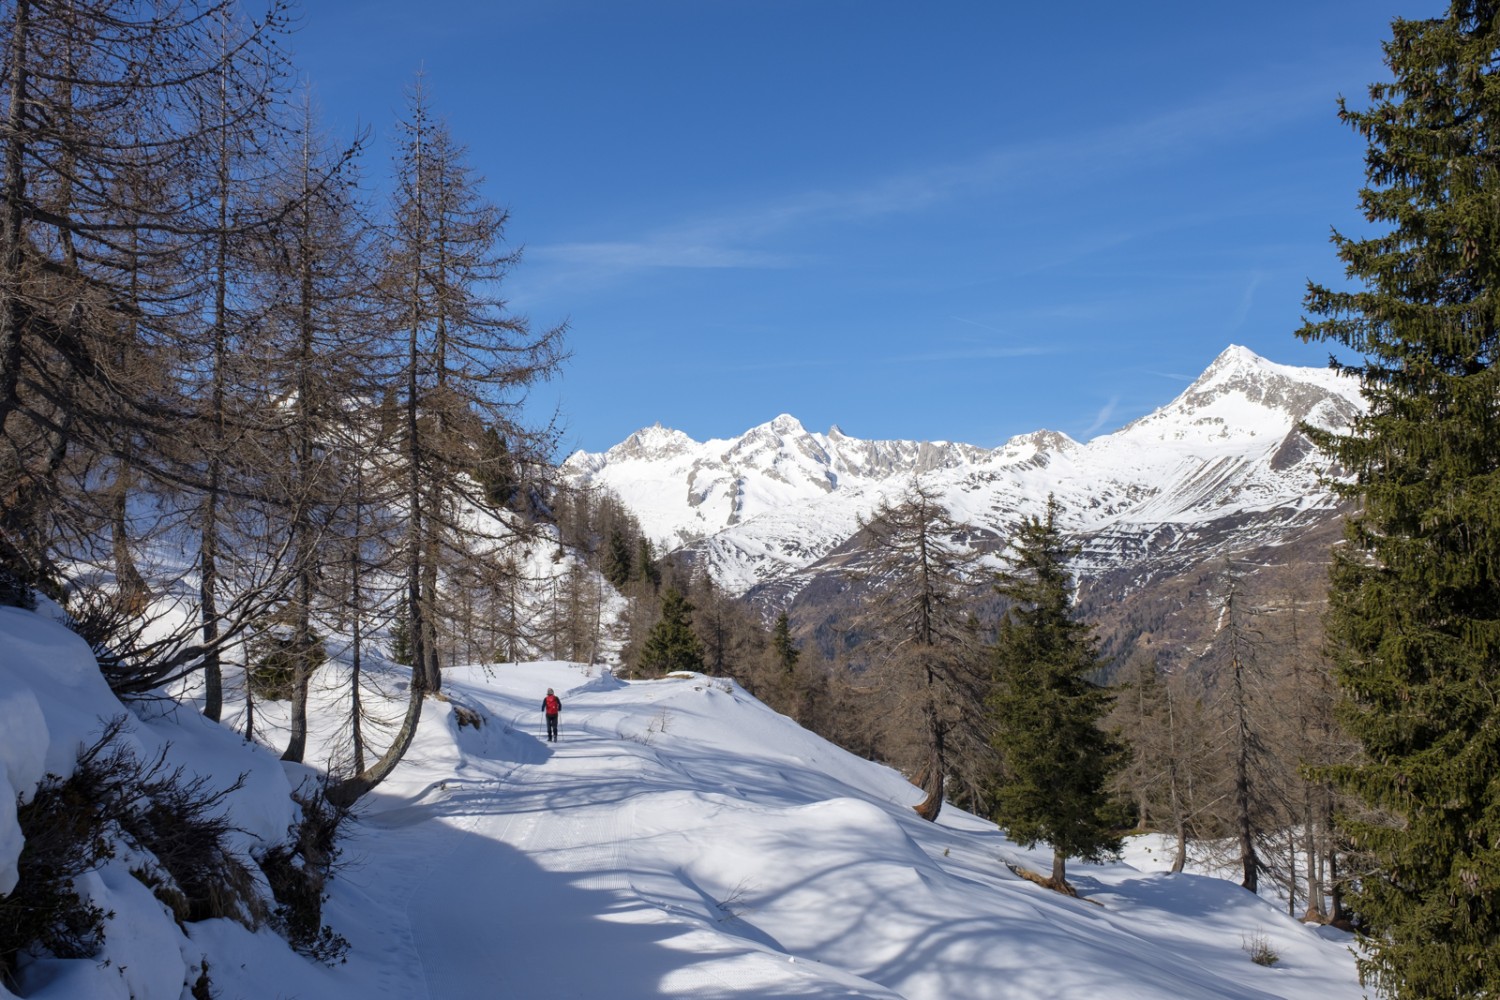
[
  {"x1": 63, "y1": 585, "x2": 152, "y2": 693},
  {"x1": 0, "y1": 564, "x2": 36, "y2": 610},
  {"x1": 189, "y1": 959, "x2": 215, "y2": 1000},
  {"x1": 117, "y1": 762, "x2": 260, "y2": 928},
  {"x1": 0, "y1": 718, "x2": 262, "y2": 986},
  {"x1": 1243, "y1": 930, "x2": 1279, "y2": 967},
  {"x1": 256, "y1": 782, "x2": 349, "y2": 964},
  {"x1": 247, "y1": 627, "x2": 327, "y2": 701}
]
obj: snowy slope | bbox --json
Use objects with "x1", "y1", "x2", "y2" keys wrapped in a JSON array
[
  {"x1": 2, "y1": 606, "x2": 1362, "y2": 999},
  {"x1": 562, "y1": 346, "x2": 1363, "y2": 597}
]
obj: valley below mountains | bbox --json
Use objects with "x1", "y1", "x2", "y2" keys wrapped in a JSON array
[{"x1": 563, "y1": 345, "x2": 1363, "y2": 675}]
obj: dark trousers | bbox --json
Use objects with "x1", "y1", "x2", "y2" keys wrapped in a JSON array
[{"x1": 546, "y1": 713, "x2": 559, "y2": 741}]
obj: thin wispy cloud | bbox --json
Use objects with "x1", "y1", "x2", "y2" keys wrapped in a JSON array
[
  {"x1": 1081, "y1": 396, "x2": 1121, "y2": 437},
  {"x1": 526, "y1": 76, "x2": 1339, "y2": 290},
  {"x1": 878, "y1": 345, "x2": 1053, "y2": 365},
  {"x1": 1229, "y1": 270, "x2": 1266, "y2": 330},
  {"x1": 535, "y1": 241, "x2": 802, "y2": 270},
  {"x1": 951, "y1": 315, "x2": 1013, "y2": 336}
]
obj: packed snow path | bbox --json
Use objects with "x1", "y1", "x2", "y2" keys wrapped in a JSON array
[
  {"x1": 352, "y1": 670, "x2": 901, "y2": 998},
  {"x1": 326, "y1": 662, "x2": 1361, "y2": 1000}
]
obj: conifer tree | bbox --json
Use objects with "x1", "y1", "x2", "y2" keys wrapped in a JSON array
[
  {"x1": 637, "y1": 586, "x2": 705, "y2": 676},
  {"x1": 771, "y1": 612, "x2": 799, "y2": 675},
  {"x1": 989, "y1": 497, "x2": 1124, "y2": 891},
  {"x1": 1110, "y1": 659, "x2": 1211, "y2": 874},
  {"x1": 856, "y1": 481, "x2": 987, "y2": 822},
  {"x1": 474, "y1": 426, "x2": 519, "y2": 509},
  {"x1": 603, "y1": 528, "x2": 633, "y2": 588},
  {"x1": 635, "y1": 536, "x2": 661, "y2": 588},
  {"x1": 1297, "y1": 5, "x2": 1500, "y2": 994},
  {"x1": 380, "y1": 73, "x2": 564, "y2": 697}
]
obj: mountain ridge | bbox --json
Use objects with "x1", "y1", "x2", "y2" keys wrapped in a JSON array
[{"x1": 562, "y1": 345, "x2": 1363, "y2": 607}]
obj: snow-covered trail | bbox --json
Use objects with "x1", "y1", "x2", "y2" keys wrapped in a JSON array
[
  {"x1": 320, "y1": 661, "x2": 1362, "y2": 1000},
  {"x1": 351, "y1": 668, "x2": 903, "y2": 998}
]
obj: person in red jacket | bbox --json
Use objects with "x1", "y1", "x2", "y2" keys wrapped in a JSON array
[{"x1": 542, "y1": 688, "x2": 562, "y2": 742}]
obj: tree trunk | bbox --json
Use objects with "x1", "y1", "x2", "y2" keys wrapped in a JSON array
[
  {"x1": 1231, "y1": 644, "x2": 1258, "y2": 893},
  {"x1": 110, "y1": 463, "x2": 147, "y2": 609},
  {"x1": 1302, "y1": 801, "x2": 1326, "y2": 922},
  {"x1": 243, "y1": 650, "x2": 255, "y2": 743},
  {"x1": 327, "y1": 669, "x2": 426, "y2": 808},
  {"x1": 913, "y1": 695, "x2": 945, "y2": 822},
  {"x1": 200, "y1": 465, "x2": 223, "y2": 722},
  {"x1": 1050, "y1": 849, "x2": 1068, "y2": 891},
  {"x1": 349, "y1": 503, "x2": 366, "y2": 773},
  {"x1": 0, "y1": 0, "x2": 29, "y2": 435},
  {"x1": 913, "y1": 752, "x2": 944, "y2": 822},
  {"x1": 281, "y1": 205, "x2": 318, "y2": 765},
  {"x1": 200, "y1": 99, "x2": 232, "y2": 724}
]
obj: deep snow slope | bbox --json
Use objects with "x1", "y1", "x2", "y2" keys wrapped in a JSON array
[
  {"x1": 562, "y1": 346, "x2": 1363, "y2": 598},
  {"x1": 2, "y1": 606, "x2": 1362, "y2": 999}
]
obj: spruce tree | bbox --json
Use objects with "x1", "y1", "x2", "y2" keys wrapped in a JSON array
[
  {"x1": 1297, "y1": 5, "x2": 1500, "y2": 994},
  {"x1": 771, "y1": 612, "x2": 799, "y2": 675},
  {"x1": 635, "y1": 536, "x2": 662, "y2": 588},
  {"x1": 637, "y1": 586, "x2": 705, "y2": 677},
  {"x1": 603, "y1": 529, "x2": 633, "y2": 588},
  {"x1": 989, "y1": 498, "x2": 1124, "y2": 891}
]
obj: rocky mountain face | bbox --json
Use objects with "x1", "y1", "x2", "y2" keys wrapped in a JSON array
[{"x1": 562, "y1": 346, "x2": 1364, "y2": 673}]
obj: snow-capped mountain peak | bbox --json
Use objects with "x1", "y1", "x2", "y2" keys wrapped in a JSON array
[
  {"x1": 990, "y1": 428, "x2": 1080, "y2": 468},
  {"x1": 611, "y1": 423, "x2": 697, "y2": 462},
  {"x1": 562, "y1": 346, "x2": 1364, "y2": 598},
  {"x1": 1111, "y1": 345, "x2": 1360, "y2": 453}
]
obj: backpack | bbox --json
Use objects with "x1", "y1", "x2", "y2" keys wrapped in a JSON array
[{"x1": 544, "y1": 694, "x2": 561, "y2": 715}]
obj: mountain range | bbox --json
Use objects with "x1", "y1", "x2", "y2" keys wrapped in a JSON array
[{"x1": 562, "y1": 345, "x2": 1364, "y2": 671}]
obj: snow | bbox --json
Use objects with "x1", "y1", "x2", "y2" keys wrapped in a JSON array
[
  {"x1": 563, "y1": 345, "x2": 1365, "y2": 596},
  {"x1": 0, "y1": 605, "x2": 123, "y2": 896},
  {"x1": 0, "y1": 607, "x2": 1363, "y2": 999}
]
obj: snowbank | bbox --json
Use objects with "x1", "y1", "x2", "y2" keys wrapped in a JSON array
[{"x1": 0, "y1": 607, "x2": 304, "y2": 1000}]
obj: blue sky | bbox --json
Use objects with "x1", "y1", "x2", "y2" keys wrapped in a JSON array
[{"x1": 289, "y1": 1, "x2": 1434, "y2": 456}]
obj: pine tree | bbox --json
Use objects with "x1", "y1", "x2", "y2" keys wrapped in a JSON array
[
  {"x1": 771, "y1": 612, "x2": 799, "y2": 675},
  {"x1": 989, "y1": 497, "x2": 1124, "y2": 891},
  {"x1": 637, "y1": 586, "x2": 705, "y2": 677},
  {"x1": 1297, "y1": 5, "x2": 1500, "y2": 994},
  {"x1": 635, "y1": 536, "x2": 661, "y2": 588},
  {"x1": 603, "y1": 528, "x2": 633, "y2": 588}
]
